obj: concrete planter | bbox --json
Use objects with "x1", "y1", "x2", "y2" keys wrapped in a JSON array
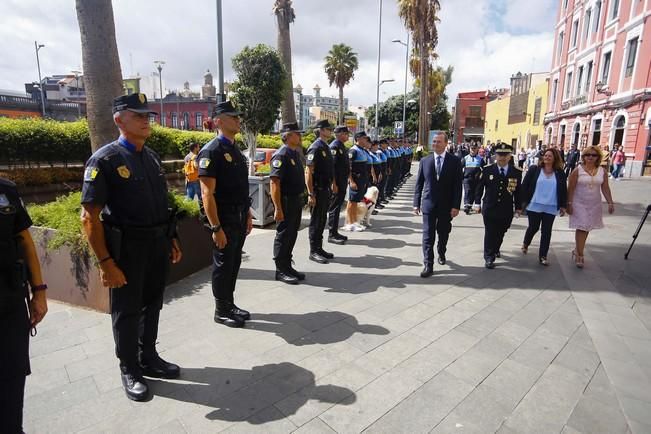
[
  {"x1": 31, "y1": 217, "x2": 213, "y2": 313},
  {"x1": 249, "y1": 175, "x2": 275, "y2": 227}
]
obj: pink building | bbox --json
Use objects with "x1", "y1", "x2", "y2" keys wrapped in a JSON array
[{"x1": 544, "y1": 0, "x2": 651, "y2": 176}]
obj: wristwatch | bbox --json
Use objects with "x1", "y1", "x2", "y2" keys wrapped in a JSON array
[{"x1": 210, "y1": 224, "x2": 222, "y2": 233}]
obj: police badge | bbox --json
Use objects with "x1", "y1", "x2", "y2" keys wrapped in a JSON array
[
  {"x1": 117, "y1": 165, "x2": 131, "y2": 179},
  {"x1": 224, "y1": 153, "x2": 233, "y2": 163},
  {"x1": 321, "y1": 150, "x2": 326, "y2": 157}
]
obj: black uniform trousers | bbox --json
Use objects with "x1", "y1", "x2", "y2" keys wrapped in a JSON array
[
  {"x1": 482, "y1": 214, "x2": 513, "y2": 260},
  {"x1": 309, "y1": 189, "x2": 330, "y2": 252},
  {"x1": 378, "y1": 171, "x2": 388, "y2": 202},
  {"x1": 274, "y1": 195, "x2": 303, "y2": 270},
  {"x1": 0, "y1": 300, "x2": 30, "y2": 434},
  {"x1": 212, "y1": 207, "x2": 248, "y2": 303},
  {"x1": 463, "y1": 178, "x2": 480, "y2": 207},
  {"x1": 327, "y1": 181, "x2": 347, "y2": 236},
  {"x1": 110, "y1": 231, "x2": 170, "y2": 372},
  {"x1": 422, "y1": 212, "x2": 453, "y2": 266}
]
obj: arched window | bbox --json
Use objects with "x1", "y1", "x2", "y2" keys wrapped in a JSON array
[
  {"x1": 572, "y1": 122, "x2": 581, "y2": 146},
  {"x1": 612, "y1": 115, "x2": 626, "y2": 149}
]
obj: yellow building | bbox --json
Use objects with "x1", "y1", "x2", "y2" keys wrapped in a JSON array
[{"x1": 485, "y1": 72, "x2": 549, "y2": 152}]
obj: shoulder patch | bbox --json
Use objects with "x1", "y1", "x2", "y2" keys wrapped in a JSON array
[
  {"x1": 84, "y1": 166, "x2": 99, "y2": 181},
  {"x1": 199, "y1": 158, "x2": 211, "y2": 169},
  {"x1": 307, "y1": 154, "x2": 315, "y2": 161},
  {"x1": 331, "y1": 149, "x2": 337, "y2": 156},
  {"x1": 272, "y1": 159, "x2": 282, "y2": 168}
]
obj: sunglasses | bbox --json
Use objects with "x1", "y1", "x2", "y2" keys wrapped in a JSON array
[{"x1": 584, "y1": 154, "x2": 599, "y2": 157}]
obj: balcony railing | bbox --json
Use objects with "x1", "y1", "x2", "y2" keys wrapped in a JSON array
[{"x1": 560, "y1": 94, "x2": 587, "y2": 110}]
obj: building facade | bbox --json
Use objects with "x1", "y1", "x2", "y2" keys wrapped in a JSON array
[
  {"x1": 485, "y1": 72, "x2": 549, "y2": 149},
  {"x1": 453, "y1": 89, "x2": 506, "y2": 145},
  {"x1": 293, "y1": 84, "x2": 349, "y2": 128},
  {"x1": 150, "y1": 94, "x2": 213, "y2": 130},
  {"x1": 545, "y1": 0, "x2": 651, "y2": 176}
]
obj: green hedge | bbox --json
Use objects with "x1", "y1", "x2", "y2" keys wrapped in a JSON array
[{"x1": 0, "y1": 118, "x2": 322, "y2": 166}]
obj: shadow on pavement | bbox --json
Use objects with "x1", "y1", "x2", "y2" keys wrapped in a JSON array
[
  {"x1": 332, "y1": 254, "x2": 421, "y2": 269},
  {"x1": 149, "y1": 362, "x2": 356, "y2": 424},
  {"x1": 245, "y1": 311, "x2": 389, "y2": 345},
  {"x1": 344, "y1": 238, "x2": 421, "y2": 249}
]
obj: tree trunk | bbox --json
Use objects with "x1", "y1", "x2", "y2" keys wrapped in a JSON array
[
  {"x1": 338, "y1": 86, "x2": 345, "y2": 125},
  {"x1": 276, "y1": 6, "x2": 296, "y2": 125},
  {"x1": 418, "y1": 35, "x2": 429, "y2": 151},
  {"x1": 245, "y1": 130, "x2": 258, "y2": 176},
  {"x1": 75, "y1": 0, "x2": 124, "y2": 152}
]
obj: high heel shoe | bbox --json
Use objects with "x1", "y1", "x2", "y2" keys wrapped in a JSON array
[
  {"x1": 572, "y1": 250, "x2": 584, "y2": 268},
  {"x1": 521, "y1": 245, "x2": 528, "y2": 254}
]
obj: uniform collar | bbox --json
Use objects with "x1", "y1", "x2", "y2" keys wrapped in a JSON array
[
  {"x1": 118, "y1": 136, "x2": 138, "y2": 153},
  {"x1": 217, "y1": 134, "x2": 234, "y2": 147}
]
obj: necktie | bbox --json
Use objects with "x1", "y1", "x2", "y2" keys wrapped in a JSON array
[
  {"x1": 436, "y1": 156, "x2": 442, "y2": 178},
  {"x1": 500, "y1": 167, "x2": 506, "y2": 177}
]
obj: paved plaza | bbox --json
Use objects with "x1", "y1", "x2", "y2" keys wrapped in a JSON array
[{"x1": 23, "y1": 166, "x2": 651, "y2": 433}]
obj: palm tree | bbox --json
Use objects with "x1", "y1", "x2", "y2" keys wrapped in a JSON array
[
  {"x1": 75, "y1": 0, "x2": 124, "y2": 152},
  {"x1": 324, "y1": 43, "x2": 359, "y2": 125},
  {"x1": 398, "y1": 0, "x2": 441, "y2": 149},
  {"x1": 274, "y1": 0, "x2": 297, "y2": 124}
]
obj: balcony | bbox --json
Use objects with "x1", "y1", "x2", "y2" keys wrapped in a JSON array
[{"x1": 560, "y1": 95, "x2": 587, "y2": 110}]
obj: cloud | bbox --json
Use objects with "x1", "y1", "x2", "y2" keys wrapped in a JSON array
[{"x1": 0, "y1": 0, "x2": 558, "y2": 109}]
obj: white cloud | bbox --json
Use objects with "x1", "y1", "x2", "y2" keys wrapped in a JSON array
[{"x1": 0, "y1": 0, "x2": 558, "y2": 110}]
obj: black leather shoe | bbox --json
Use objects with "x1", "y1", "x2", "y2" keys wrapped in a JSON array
[
  {"x1": 140, "y1": 353, "x2": 180, "y2": 379},
  {"x1": 309, "y1": 252, "x2": 329, "y2": 264},
  {"x1": 375, "y1": 204, "x2": 385, "y2": 209},
  {"x1": 334, "y1": 233, "x2": 348, "y2": 241},
  {"x1": 437, "y1": 254, "x2": 447, "y2": 265},
  {"x1": 276, "y1": 270, "x2": 299, "y2": 284},
  {"x1": 464, "y1": 207, "x2": 471, "y2": 215},
  {"x1": 288, "y1": 266, "x2": 306, "y2": 280},
  {"x1": 380, "y1": 200, "x2": 389, "y2": 204},
  {"x1": 485, "y1": 259, "x2": 496, "y2": 269},
  {"x1": 121, "y1": 372, "x2": 149, "y2": 401},
  {"x1": 328, "y1": 236, "x2": 345, "y2": 245},
  {"x1": 214, "y1": 308, "x2": 245, "y2": 328},
  {"x1": 420, "y1": 266, "x2": 434, "y2": 278},
  {"x1": 372, "y1": 210, "x2": 379, "y2": 215},
  {"x1": 318, "y1": 249, "x2": 334, "y2": 259},
  {"x1": 232, "y1": 304, "x2": 251, "y2": 320},
  {"x1": 495, "y1": 251, "x2": 501, "y2": 258}
]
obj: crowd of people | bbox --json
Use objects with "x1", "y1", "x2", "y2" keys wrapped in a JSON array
[{"x1": 1, "y1": 93, "x2": 619, "y2": 428}]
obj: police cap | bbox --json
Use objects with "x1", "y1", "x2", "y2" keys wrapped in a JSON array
[
  {"x1": 494, "y1": 143, "x2": 514, "y2": 154},
  {"x1": 112, "y1": 93, "x2": 157, "y2": 114},
  {"x1": 280, "y1": 122, "x2": 303, "y2": 133},
  {"x1": 212, "y1": 100, "x2": 243, "y2": 118},
  {"x1": 334, "y1": 125, "x2": 350, "y2": 133},
  {"x1": 354, "y1": 131, "x2": 368, "y2": 141}
]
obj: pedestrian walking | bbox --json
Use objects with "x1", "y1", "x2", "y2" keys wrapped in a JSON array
[
  {"x1": 413, "y1": 132, "x2": 463, "y2": 277},
  {"x1": 461, "y1": 144, "x2": 485, "y2": 214},
  {"x1": 520, "y1": 148, "x2": 568, "y2": 266},
  {"x1": 566, "y1": 145, "x2": 615, "y2": 268},
  {"x1": 564, "y1": 143, "x2": 580, "y2": 177},
  {"x1": 611, "y1": 144, "x2": 626, "y2": 180},
  {"x1": 183, "y1": 143, "x2": 201, "y2": 201},
  {"x1": 270, "y1": 122, "x2": 307, "y2": 285},
  {"x1": 327, "y1": 126, "x2": 351, "y2": 245},
  {"x1": 81, "y1": 93, "x2": 182, "y2": 401},
  {"x1": 198, "y1": 101, "x2": 253, "y2": 328},
  {"x1": 305, "y1": 120, "x2": 337, "y2": 264},
  {"x1": 475, "y1": 143, "x2": 523, "y2": 269},
  {"x1": 1, "y1": 177, "x2": 48, "y2": 432}
]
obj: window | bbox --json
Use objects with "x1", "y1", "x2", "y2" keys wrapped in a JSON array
[
  {"x1": 563, "y1": 0, "x2": 569, "y2": 10},
  {"x1": 572, "y1": 123, "x2": 581, "y2": 146},
  {"x1": 592, "y1": 118, "x2": 602, "y2": 146},
  {"x1": 571, "y1": 20, "x2": 579, "y2": 47},
  {"x1": 576, "y1": 66, "x2": 584, "y2": 96},
  {"x1": 584, "y1": 9, "x2": 592, "y2": 41},
  {"x1": 552, "y1": 79, "x2": 559, "y2": 106},
  {"x1": 565, "y1": 72, "x2": 573, "y2": 99},
  {"x1": 149, "y1": 114, "x2": 156, "y2": 124},
  {"x1": 495, "y1": 119, "x2": 499, "y2": 131},
  {"x1": 195, "y1": 112, "x2": 202, "y2": 129},
  {"x1": 171, "y1": 112, "x2": 178, "y2": 128},
  {"x1": 625, "y1": 37, "x2": 639, "y2": 77},
  {"x1": 533, "y1": 98, "x2": 542, "y2": 125},
  {"x1": 610, "y1": 0, "x2": 620, "y2": 20},
  {"x1": 557, "y1": 32, "x2": 564, "y2": 62},
  {"x1": 601, "y1": 51, "x2": 611, "y2": 83},
  {"x1": 469, "y1": 106, "x2": 481, "y2": 117},
  {"x1": 560, "y1": 124, "x2": 566, "y2": 147},
  {"x1": 593, "y1": 1, "x2": 602, "y2": 32},
  {"x1": 585, "y1": 61, "x2": 593, "y2": 93}
]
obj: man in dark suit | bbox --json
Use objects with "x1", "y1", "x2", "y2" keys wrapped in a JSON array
[
  {"x1": 413, "y1": 132, "x2": 463, "y2": 278},
  {"x1": 475, "y1": 143, "x2": 523, "y2": 269}
]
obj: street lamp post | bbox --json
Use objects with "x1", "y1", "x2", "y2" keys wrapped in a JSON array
[
  {"x1": 34, "y1": 41, "x2": 46, "y2": 117},
  {"x1": 375, "y1": 79, "x2": 395, "y2": 138},
  {"x1": 215, "y1": 0, "x2": 225, "y2": 102},
  {"x1": 374, "y1": 0, "x2": 383, "y2": 140},
  {"x1": 154, "y1": 60, "x2": 165, "y2": 126},
  {"x1": 392, "y1": 36, "x2": 410, "y2": 144}
]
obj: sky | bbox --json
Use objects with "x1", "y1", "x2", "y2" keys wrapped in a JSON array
[{"x1": 0, "y1": 0, "x2": 558, "y2": 109}]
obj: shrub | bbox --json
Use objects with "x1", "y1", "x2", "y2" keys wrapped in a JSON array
[
  {"x1": 256, "y1": 163, "x2": 271, "y2": 175},
  {"x1": 0, "y1": 167, "x2": 85, "y2": 187}
]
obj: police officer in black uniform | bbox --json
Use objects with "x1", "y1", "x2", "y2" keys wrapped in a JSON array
[
  {"x1": 475, "y1": 143, "x2": 523, "y2": 269},
  {"x1": 305, "y1": 119, "x2": 337, "y2": 264},
  {"x1": 81, "y1": 93, "x2": 182, "y2": 402},
  {"x1": 270, "y1": 122, "x2": 306, "y2": 285},
  {"x1": 327, "y1": 125, "x2": 351, "y2": 245},
  {"x1": 1, "y1": 178, "x2": 47, "y2": 433},
  {"x1": 198, "y1": 101, "x2": 253, "y2": 328}
]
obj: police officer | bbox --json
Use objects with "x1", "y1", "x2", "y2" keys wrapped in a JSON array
[
  {"x1": 475, "y1": 143, "x2": 523, "y2": 269},
  {"x1": 327, "y1": 125, "x2": 351, "y2": 245},
  {"x1": 270, "y1": 122, "x2": 306, "y2": 285},
  {"x1": 81, "y1": 93, "x2": 182, "y2": 401},
  {"x1": 462, "y1": 144, "x2": 485, "y2": 214},
  {"x1": 198, "y1": 101, "x2": 253, "y2": 328},
  {"x1": 385, "y1": 141, "x2": 397, "y2": 200},
  {"x1": 375, "y1": 139, "x2": 389, "y2": 208},
  {"x1": 368, "y1": 141, "x2": 381, "y2": 188},
  {"x1": 305, "y1": 119, "x2": 337, "y2": 264},
  {"x1": 1, "y1": 178, "x2": 47, "y2": 433},
  {"x1": 344, "y1": 131, "x2": 370, "y2": 232}
]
